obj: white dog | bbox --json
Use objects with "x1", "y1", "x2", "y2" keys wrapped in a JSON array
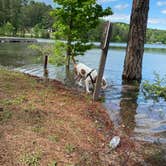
[{"x1": 73, "y1": 62, "x2": 107, "y2": 94}]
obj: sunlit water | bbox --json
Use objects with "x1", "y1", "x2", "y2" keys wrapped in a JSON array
[{"x1": 0, "y1": 41, "x2": 166, "y2": 143}]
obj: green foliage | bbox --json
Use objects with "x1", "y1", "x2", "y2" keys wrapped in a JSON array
[
  {"x1": 0, "y1": 22, "x2": 14, "y2": 36},
  {"x1": 0, "y1": 0, "x2": 53, "y2": 36},
  {"x1": 51, "y1": 0, "x2": 113, "y2": 64},
  {"x1": 29, "y1": 44, "x2": 54, "y2": 56},
  {"x1": 142, "y1": 73, "x2": 166, "y2": 101},
  {"x1": 33, "y1": 24, "x2": 40, "y2": 38},
  {"x1": 40, "y1": 29, "x2": 50, "y2": 38},
  {"x1": 29, "y1": 42, "x2": 66, "y2": 66},
  {"x1": 89, "y1": 22, "x2": 166, "y2": 43},
  {"x1": 110, "y1": 22, "x2": 166, "y2": 44},
  {"x1": 112, "y1": 23, "x2": 129, "y2": 42},
  {"x1": 49, "y1": 41, "x2": 66, "y2": 66},
  {"x1": 20, "y1": 151, "x2": 41, "y2": 166},
  {"x1": 146, "y1": 29, "x2": 166, "y2": 44}
]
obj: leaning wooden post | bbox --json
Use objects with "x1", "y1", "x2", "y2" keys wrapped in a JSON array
[{"x1": 93, "y1": 22, "x2": 112, "y2": 101}]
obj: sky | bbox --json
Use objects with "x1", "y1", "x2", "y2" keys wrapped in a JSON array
[{"x1": 37, "y1": 0, "x2": 166, "y2": 30}]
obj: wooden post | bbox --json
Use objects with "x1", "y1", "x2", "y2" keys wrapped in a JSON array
[
  {"x1": 93, "y1": 22, "x2": 112, "y2": 101},
  {"x1": 44, "y1": 55, "x2": 48, "y2": 69}
]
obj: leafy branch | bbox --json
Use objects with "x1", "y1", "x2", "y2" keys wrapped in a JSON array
[{"x1": 142, "y1": 72, "x2": 166, "y2": 101}]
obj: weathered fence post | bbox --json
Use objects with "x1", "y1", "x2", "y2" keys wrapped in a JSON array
[
  {"x1": 44, "y1": 55, "x2": 49, "y2": 78},
  {"x1": 44, "y1": 55, "x2": 48, "y2": 69},
  {"x1": 93, "y1": 21, "x2": 112, "y2": 101}
]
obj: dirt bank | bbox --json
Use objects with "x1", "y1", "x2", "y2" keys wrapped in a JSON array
[{"x1": 0, "y1": 68, "x2": 165, "y2": 166}]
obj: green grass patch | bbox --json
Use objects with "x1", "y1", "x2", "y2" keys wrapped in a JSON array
[
  {"x1": 0, "y1": 95, "x2": 27, "y2": 106},
  {"x1": 0, "y1": 109, "x2": 12, "y2": 124},
  {"x1": 48, "y1": 135, "x2": 59, "y2": 143},
  {"x1": 20, "y1": 151, "x2": 41, "y2": 166},
  {"x1": 48, "y1": 160, "x2": 57, "y2": 166},
  {"x1": 65, "y1": 143, "x2": 75, "y2": 154},
  {"x1": 31, "y1": 125, "x2": 44, "y2": 133}
]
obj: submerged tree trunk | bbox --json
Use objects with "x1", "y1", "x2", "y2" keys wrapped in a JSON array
[{"x1": 122, "y1": 0, "x2": 149, "y2": 82}]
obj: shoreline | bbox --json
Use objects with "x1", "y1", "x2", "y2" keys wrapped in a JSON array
[{"x1": 1, "y1": 36, "x2": 166, "y2": 51}]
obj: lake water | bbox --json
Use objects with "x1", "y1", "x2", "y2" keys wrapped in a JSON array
[{"x1": 0, "y1": 41, "x2": 166, "y2": 144}]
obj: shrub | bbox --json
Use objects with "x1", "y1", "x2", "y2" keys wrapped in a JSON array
[{"x1": 142, "y1": 73, "x2": 166, "y2": 101}]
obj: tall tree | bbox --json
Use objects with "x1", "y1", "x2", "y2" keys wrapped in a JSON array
[
  {"x1": 51, "y1": 0, "x2": 112, "y2": 68},
  {"x1": 122, "y1": 0, "x2": 149, "y2": 82}
]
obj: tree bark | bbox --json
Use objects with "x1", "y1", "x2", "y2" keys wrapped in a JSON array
[
  {"x1": 66, "y1": 13, "x2": 72, "y2": 70},
  {"x1": 66, "y1": 40, "x2": 71, "y2": 70},
  {"x1": 122, "y1": 0, "x2": 149, "y2": 82}
]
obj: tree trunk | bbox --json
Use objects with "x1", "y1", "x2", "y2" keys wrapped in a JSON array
[
  {"x1": 122, "y1": 0, "x2": 149, "y2": 82},
  {"x1": 66, "y1": 39, "x2": 71, "y2": 70},
  {"x1": 66, "y1": 14, "x2": 72, "y2": 70}
]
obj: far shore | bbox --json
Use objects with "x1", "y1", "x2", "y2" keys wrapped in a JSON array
[{"x1": 1, "y1": 36, "x2": 166, "y2": 51}]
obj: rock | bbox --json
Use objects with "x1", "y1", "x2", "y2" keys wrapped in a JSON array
[{"x1": 109, "y1": 136, "x2": 120, "y2": 149}]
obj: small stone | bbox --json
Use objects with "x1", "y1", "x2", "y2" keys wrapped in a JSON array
[
  {"x1": 109, "y1": 136, "x2": 120, "y2": 149},
  {"x1": 101, "y1": 143, "x2": 105, "y2": 147},
  {"x1": 0, "y1": 107, "x2": 3, "y2": 112}
]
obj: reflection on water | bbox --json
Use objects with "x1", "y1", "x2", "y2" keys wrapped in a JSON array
[
  {"x1": 119, "y1": 84, "x2": 139, "y2": 134},
  {"x1": 0, "y1": 42, "x2": 166, "y2": 143},
  {"x1": 103, "y1": 84, "x2": 139, "y2": 132},
  {"x1": 0, "y1": 43, "x2": 42, "y2": 67}
]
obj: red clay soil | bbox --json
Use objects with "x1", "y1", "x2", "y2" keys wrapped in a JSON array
[{"x1": 0, "y1": 69, "x2": 165, "y2": 166}]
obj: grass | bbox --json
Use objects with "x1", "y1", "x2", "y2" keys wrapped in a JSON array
[
  {"x1": 47, "y1": 160, "x2": 57, "y2": 166},
  {"x1": 65, "y1": 143, "x2": 75, "y2": 154},
  {"x1": 48, "y1": 135, "x2": 59, "y2": 143},
  {"x1": 20, "y1": 151, "x2": 41, "y2": 166},
  {"x1": 0, "y1": 68, "x2": 165, "y2": 165},
  {"x1": 0, "y1": 109, "x2": 12, "y2": 124},
  {"x1": 0, "y1": 95, "x2": 27, "y2": 106},
  {"x1": 144, "y1": 145, "x2": 166, "y2": 165},
  {"x1": 31, "y1": 125, "x2": 44, "y2": 133}
]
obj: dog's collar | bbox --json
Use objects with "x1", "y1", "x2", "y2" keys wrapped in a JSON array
[{"x1": 86, "y1": 69, "x2": 96, "y2": 85}]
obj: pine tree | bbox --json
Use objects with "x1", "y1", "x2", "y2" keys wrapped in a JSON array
[{"x1": 122, "y1": 0, "x2": 149, "y2": 82}]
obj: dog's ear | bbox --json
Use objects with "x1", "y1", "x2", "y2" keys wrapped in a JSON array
[{"x1": 81, "y1": 69, "x2": 86, "y2": 75}]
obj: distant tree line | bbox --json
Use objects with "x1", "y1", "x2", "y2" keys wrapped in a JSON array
[
  {"x1": 0, "y1": 0, "x2": 53, "y2": 38},
  {"x1": 88, "y1": 21, "x2": 166, "y2": 44},
  {"x1": 0, "y1": 0, "x2": 165, "y2": 44}
]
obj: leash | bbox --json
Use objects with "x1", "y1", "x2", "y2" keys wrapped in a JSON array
[{"x1": 85, "y1": 69, "x2": 96, "y2": 88}]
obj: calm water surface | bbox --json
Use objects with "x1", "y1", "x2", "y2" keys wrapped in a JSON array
[{"x1": 0, "y1": 42, "x2": 166, "y2": 143}]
